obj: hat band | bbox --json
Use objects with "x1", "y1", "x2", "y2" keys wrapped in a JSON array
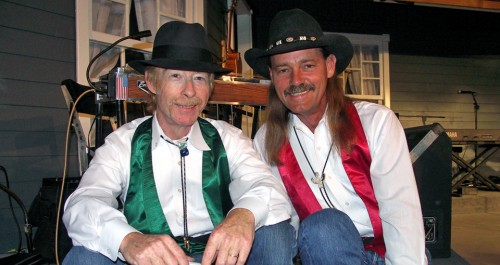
[
  {"x1": 153, "y1": 45, "x2": 213, "y2": 63},
  {"x1": 267, "y1": 35, "x2": 318, "y2": 51}
]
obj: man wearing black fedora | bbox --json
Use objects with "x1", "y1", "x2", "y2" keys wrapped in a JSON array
[
  {"x1": 247, "y1": 9, "x2": 430, "y2": 265},
  {"x1": 62, "y1": 21, "x2": 295, "y2": 265}
]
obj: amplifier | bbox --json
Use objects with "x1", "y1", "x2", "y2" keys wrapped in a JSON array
[
  {"x1": 28, "y1": 177, "x2": 81, "y2": 262},
  {"x1": 405, "y1": 123, "x2": 452, "y2": 258}
]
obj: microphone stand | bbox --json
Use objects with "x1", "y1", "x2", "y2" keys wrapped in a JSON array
[
  {"x1": 471, "y1": 93, "x2": 479, "y2": 130},
  {"x1": 86, "y1": 30, "x2": 151, "y2": 148},
  {"x1": 470, "y1": 93, "x2": 480, "y2": 185}
]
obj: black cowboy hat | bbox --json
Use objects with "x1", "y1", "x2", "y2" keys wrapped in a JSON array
[
  {"x1": 129, "y1": 21, "x2": 231, "y2": 77},
  {"x1": 244, "y1": 9, "x2": 353, "y2": 79}
]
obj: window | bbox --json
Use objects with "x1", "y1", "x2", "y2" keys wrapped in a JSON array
[{"x1": 329, "y1": 33, "x2": 391, "y2": 107}]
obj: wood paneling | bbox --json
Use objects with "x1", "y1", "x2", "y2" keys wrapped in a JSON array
[
  {"x1": 0, "y1": 0, "x2": 77, "y2": 253},
  {"x1": 0, "y1": 80, "x2": 67, "y2": 108},
  {"x1": 390, "y1": 54, "x2": 500, "y2": 130},
  {"x1": 0, "y1": 27, "x2": 75, "y2": 61}
]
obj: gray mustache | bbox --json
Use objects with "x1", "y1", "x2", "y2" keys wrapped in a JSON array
[
  {"x1": 284, "y1": 84, "x2": 315, "y2": 96},
  {"x1": 174, "y1": 98, "x2": 202, "y2": 106}
]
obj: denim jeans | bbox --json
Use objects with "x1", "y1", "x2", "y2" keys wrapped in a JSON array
[
  {"x1": 296, "y1": 208, "x2": 432, "y2": 265},
  {"x1": 63, "y1": 220, "x2": 296, "y2": 265}
]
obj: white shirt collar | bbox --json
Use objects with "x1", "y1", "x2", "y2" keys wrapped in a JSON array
[
  {"x1": 290, "y1": 108, "x2": 328, "y2": 134},
  {"x1": 151, "y1": 114, "x2": 210, "y2": 151}
]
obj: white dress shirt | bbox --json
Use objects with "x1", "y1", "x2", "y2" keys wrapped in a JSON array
[
  {"x1": 63, "y1": 115, "x2": 291, "y2": 261},
  {"x1": 253, "y1": 101, "x2": 427, "y2": 265}
]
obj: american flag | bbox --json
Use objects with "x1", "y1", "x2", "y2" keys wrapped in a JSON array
[{"x1": 115, "y1": 69, "x2": 128, "y2": 100}]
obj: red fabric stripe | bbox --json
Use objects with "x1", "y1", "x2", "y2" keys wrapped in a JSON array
[
  {"x1": 342, "y1": 103, "x2": 386, "y2": 258},
  {"x1": 278, "y1": 142, "x2": 322, "y2": 220}
]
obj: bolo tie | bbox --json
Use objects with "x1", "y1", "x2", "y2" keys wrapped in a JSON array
[
  {"x1": 293, "y1": 127, "x2": 336, "y2": 208},
  {"x1": 161, "y1": 136, "x2": 191, "y2": 251}
]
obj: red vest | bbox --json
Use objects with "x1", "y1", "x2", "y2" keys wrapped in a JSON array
[{"x1": 277, "y1": 103, "x2": 386, "y2": 258}]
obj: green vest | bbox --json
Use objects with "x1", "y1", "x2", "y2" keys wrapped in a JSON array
[{"x1": 123, "y1": 117, "x2": 233, "y2": 253}]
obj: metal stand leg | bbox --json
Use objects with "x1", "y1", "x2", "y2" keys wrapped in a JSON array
[{"x1": 452, "y1": 147, "x2": 500, "y2": 191}]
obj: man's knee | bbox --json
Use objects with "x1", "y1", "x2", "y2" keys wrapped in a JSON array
[
  {"x1": 249, "y1": 221, "x2": 296, "y2": 264},
  {"x1": 254, "y1": 221, "x2": 295, "y2": 249},
  {"x1": 299, "y1": 208, "x2": 355, "y2": 238}
]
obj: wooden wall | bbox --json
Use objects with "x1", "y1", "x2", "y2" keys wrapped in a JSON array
[
  {"x1": 391, "y1": 54, "x2": 500, "y2": 182},
  {"x1": 392, "y1": 55, "x2": 500, "y2": 130},
  {"x1": 0, "y1": 0, "x2": 79, "y2": 254}
]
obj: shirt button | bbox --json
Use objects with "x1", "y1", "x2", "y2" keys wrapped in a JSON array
[
  {"x1": 345, "y1": 202, "x2": 350, "y2": 206},
  {"x1": 178, "y1": 161, "x2": 181, "y2": 165},
  {"x1": 178, "y1": 188, "x2": 182, "y2": 193}
]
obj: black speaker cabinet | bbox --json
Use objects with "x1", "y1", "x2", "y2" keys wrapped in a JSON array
[
  {"x1": 28, "y1": 177, "x2": 81, "y2": 262},
  {"x1": 405, "y1": 123, "x2": 452, "y2": 259}
]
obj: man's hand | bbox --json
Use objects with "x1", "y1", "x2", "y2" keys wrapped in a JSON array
[
  {"x1": 201, "y1": 208, "x2": 255, "y2": 265},
  {"x1": 120, "y1": 232, "x2": 193, "y2": 265}
]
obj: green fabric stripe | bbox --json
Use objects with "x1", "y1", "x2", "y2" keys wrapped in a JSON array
[{"x1": 124, "y1": 117, "x2": 233, "y2": 254}]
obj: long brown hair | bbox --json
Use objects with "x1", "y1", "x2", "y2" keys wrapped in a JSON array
[{"x1": 264, "y1": 75, "x2": 356, "y2": 166}]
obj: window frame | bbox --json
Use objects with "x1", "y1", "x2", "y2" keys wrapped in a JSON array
[{"x1": 330, "y1": 33, "x2": 391, "y2": 107}]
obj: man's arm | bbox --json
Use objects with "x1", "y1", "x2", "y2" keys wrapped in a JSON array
[
  {"x1": 364, "y1": 104, "x2": 427, "y2": 264},
  {"x1": 63, "y1": 124, "x2": 137, "y2": 261}
]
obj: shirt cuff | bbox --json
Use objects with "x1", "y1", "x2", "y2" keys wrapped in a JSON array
[
  {"x1": 98, "y1": 219, "x2": 138, "y2": 261},
  {"x1": 232, "y1": 197, "x2": 268, "y2": 229}
]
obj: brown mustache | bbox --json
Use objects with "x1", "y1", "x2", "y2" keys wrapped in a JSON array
[{"x1": 284, "y1": 83, "x2": 315, "y2": 96}]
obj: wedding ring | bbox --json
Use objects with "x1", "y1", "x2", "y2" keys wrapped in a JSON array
[{"x1": 229, "y1": 253, "x2": 239, "y2": 258}]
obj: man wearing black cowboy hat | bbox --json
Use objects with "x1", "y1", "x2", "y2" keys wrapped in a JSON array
[
  {"x1": 246, "y1": 9, "x2": 430, "y2": 265},
  {"x1": 63, "y1": 21, "x2": 295, "y2": 265}
]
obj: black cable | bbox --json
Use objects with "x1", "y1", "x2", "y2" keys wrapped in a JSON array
[
  {"x1": 0, "y1": 166, "x2": 23, "y2": 253},
  {"x1": 0, "y1": 176, "x2": 33, "y2": 253}
]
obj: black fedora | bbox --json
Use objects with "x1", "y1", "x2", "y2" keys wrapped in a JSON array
[
  {"x1": 244, "y1": 9, "x2": 353, "y2": 79},
  {"x1": 129, "y1": 21, "x2": 231, "y2": 77}
]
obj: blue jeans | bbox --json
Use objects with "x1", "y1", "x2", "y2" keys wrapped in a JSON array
[
  {"x1": 63, "y1": 220, "x2": 296, "y2": 265},
  {"x1": 296, "y1": 208, "x2": 432, "y2": 265}
]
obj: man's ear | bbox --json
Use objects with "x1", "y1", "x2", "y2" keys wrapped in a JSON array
[
  {"x1": 144, "y1": 72, "x2": 157, "y2": 95},
  {"x1": 326, "y1": 54, "x2": 336, "y2": 78}
]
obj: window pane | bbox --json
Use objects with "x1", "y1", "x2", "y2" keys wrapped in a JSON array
[
  {"x1": 134, "y1": 0, "x2": 158, "y2": 42},
  {"x1": 349, "y1": 45, "x2": 361, "y2": 68},
  {"x1": 362, "y1": 63, "x2": 380, "y2": 78},
  {"x1": 362, "y1": 45, "x2": 379, "y2": 61},
  {"x1": 345, "y1": 70, "x2": 362, "y2": 95},
  {"x1": 363, "y1": 80, "x2": 380, "y2": 95},
  {"x1": 92, "y1": 0, "x2": 126, "y2": 36},
  {"x1": 160, "y1": 16, "x2": 177, "y2": 25},
  {"x1": 161, "y1": 0, "x2": 186, "y2": 18}
]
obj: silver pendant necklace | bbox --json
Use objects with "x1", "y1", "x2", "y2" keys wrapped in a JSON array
[
  {"x1": 161, "y1": 136, "x2": 191, "y2": 251},
  {"x1": 293, "y1": 127, "x2": 335, "y2": 208}
]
